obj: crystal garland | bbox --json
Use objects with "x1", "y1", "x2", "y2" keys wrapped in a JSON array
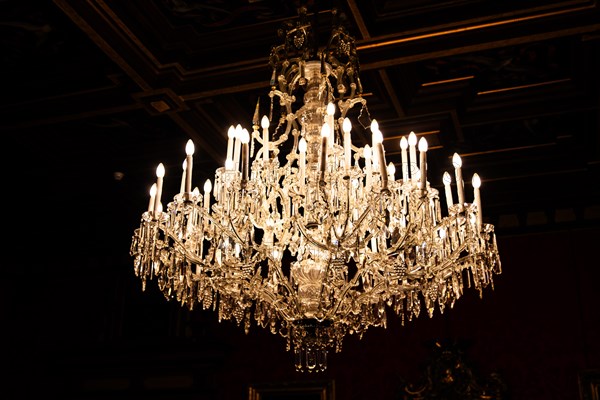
[{"x1": 130, "y1": 13, "x2": 501, "y2": 373}]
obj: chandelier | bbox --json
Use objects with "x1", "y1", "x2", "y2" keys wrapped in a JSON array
[{"x1": 130, "y1": 7, "x2": 501, "y2": 373}]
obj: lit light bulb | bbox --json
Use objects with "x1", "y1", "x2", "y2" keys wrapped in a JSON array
[
  {"x1": 443, "y1": 171, "x2": 452, "y2": 185},
  {"x1": 156, "y1": 163, "x2": 165, "y2": 178},
  {"x1": 418, "y1": 137, "x2": 428, "y2": 152},
  {"x1": 400, "y1": 136, "x2": 408, "y2": 150},
  {"x1": 472, "y1": 173, "x2": 481, "y2": 188},
  {"x1": 408, "y1": 131, "x2": 417, "y2": 147},
  {"x1": 185, "y1": 139, "x2": 195, "y2": 156},
  {"x1": 452, "y1": 153, "x2": 462, "y2": 168},
  {"x1": 342, "y1": 117, "x2": 352, "y2": 133}
]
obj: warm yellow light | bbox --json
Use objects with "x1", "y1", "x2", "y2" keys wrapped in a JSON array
[
  {"x1": 185, "y1": 139, "x2": 195, "y2": 156},
  {"x1": 400, "y1": 136, "x2": 408, "y2": 150},
  {"x1": 443, "y1": 171, "x2": 452, "y2": 185},
  {"x1": 472, "y1": 173, "x2": 481, "y2": 188},
  {"x1": 342, "y1": 117, "x2": 352, "y2": 133},
  {"x1": 364, "y1": 144, "x2": 371, "y2": 158},
  {"x1": 452, "y1": 153, "x2": 462, "y2": 168},
  {"x1": 156, "y1": 163, "x2": 165, "y2": 178},
  {"x1": 418, "y1": 137, "x2": 428, "y2": 152},
  {"x1": 387, "y1": 162, "x2": 396, "y2": 175},
  {"x1": 299, "y1": 137, "x2": 307, "y2": 153},
  {"x1": 370, "y1": 119, "x2": 379, "y2": 132},
  {"x1": 408, "y1": 131, "x2": 417, "y2": 146},
  {"x1": 373, "y1": 129, "x2": 383, "y2": 144},
  {"x1": 326, "y1": 102, "x2": 335, "y2": 116},
  {"x1": 241, "y1": 128, "x2": 250, "y2": 144},
  {"x1": 261, "y1": 115, "x2": 270, "y2": 129},
  {"x1": 204, "y1": 179, "x2": 212, "y2": 193}
]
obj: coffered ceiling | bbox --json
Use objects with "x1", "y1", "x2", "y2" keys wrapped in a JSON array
[{"x1": 3, "y1": 0, "x2": 600, "y2": 233}]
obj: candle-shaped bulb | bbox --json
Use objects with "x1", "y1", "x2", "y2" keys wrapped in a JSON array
[
  {"x1": 372, "y1": 129, "x2": 383, "y2": 144},
  {"x1": 418, "y1": 137, "x2": 428, "y2": 190},
  {"x1": 408, "y1": 131, "x2": 417, "y2": 147},
  {"x1": 443, "y1": 171, "x2": 453, "y2": 211},
  {"x1": 233, "y1": 124, "x2": 242, "y2": 170},
  {"x1": 192, "y1": 186, "x2": 200, "y2": 197},
  {"x1": 185, "y1": 139, "x2": 195, "y2": 156},
  {"x1": 387, "y1": 162, "x2": 396, "y2": 179},
  {"x1": 326, "y1": 103, "x2": 335, "y2": 148},
  {"x1": 299, "y1": 137, "x2": 307, "y2": 153},
  {"x1": 452, "y1": 153, "x2": 462, "y2": 168},
  {"x1": 261, "y1": 115, "x2": 270, "y2": 162},
  {"x1": 319, "y1": 123, "x2": 329, "y2": 177},
  {"x1": 472, "y1": 173, "x2": 482, "y2": 229},
  {"x1": 326, "y1": 102, "x2": 335, "y2": 116},
  {"x1": 225, "y1": 125, "x2": 235, "y2": 164},
  {"x1": 261, "y1": 115, "x2": 269, "y2": 129},
  {"x1": 364, "y1": 144, "x2": 372, "y2": 190},
  {"x1": 342, "y1": 117, "x2": 351, "y2": 133},
  {"x1": 153, "y1": 163, "x2": 165, "y2": 217},
  {"x1": 185, "y1": 139, "x2": 194, "y2": 193},
  {"x1": 203, "y1": 179, "x2": 212, "y2": 210},
  {"x1": 321, "y1": 123, "x2": 330, "y2": 138},
  {"x1": 453, "y1": 153, "x2": 465, "y2": 210},
  {"x1": 148, "y1": 183, "x2": 157, "y2": 212},
  {"x1": 370, "y1": 119, "x2": 379, "y2": 132},
  {"x1": 418, "y1": 137, "x2": 428, "y2": 152},
  {"x1": 343, "y1": 117, "x2": 352, "y2": 173},
  {"x1": 443, "y1": 171, "x2": 452, "y2": 185},
  {"x1": 472, "y1": 173, "x2": 481, "y2": 188},
  {"x1": 240, "y1": 128, "x2": 250, "y2": 181},
  {"x1": 156, "y1": 163, "x2": 165, "y2": 178},
  {"x1": 298, "y1": 137, "x2": 307, "y2": 187},
  {"x1": 240, "y1": 128, "x2": 250, "y2": 144},
  {"x1": 399, "y1": 136, "x2": 409, "y2": 181},
  {"x1": 400, "y1": 136, "x2": 408, "y2": 150},
  {"x1": 180, "y1": 160, "x2": 187, "y2": 193},
  {"x1": 408, "y1": 132, "x2": 418, "y2": 182}
]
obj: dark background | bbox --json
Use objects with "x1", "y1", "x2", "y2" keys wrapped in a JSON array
[{"x1": 2, "y1": 1, "x2": 599, "y2": 399}]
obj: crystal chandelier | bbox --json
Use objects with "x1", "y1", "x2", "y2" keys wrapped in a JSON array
[{"x1": 130, "y1": 7, "x2": 501, "y2": 373}]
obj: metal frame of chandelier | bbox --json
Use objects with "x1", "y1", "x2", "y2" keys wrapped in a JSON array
[{"x1": 130, "y1": 8, "x2": 501, "y2": 373}]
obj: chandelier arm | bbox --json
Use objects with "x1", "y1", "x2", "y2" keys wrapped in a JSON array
[
  {"x1": 270, "y1": 114, "x2": 292, "y2": 147},
  {"x1": 252, "y1": 129, "x2": 267, "y2": 161},
  {"x1": 386, "y1": 224, "x2": 418, "y2": 255},
  {"x1": 293, "y1": 217, "x2": 329, "y2": 251},
  {"x1": 158, "y1": 227, "x2": 216, "y2": 275},
  {"x1": 273, "y1": 186, "x2": 292, "y2": 225},
  {"x1": 204, "y1": 207, "x2": 262, "y2": 256},
  {"x1": 272, "y1": 271, "x2": 300, "y2": 320},
  {"x1": 331, "y1": 179, "x2": 352, "y2": 242},
  {"x1": 337, "y1": 96, "x2": 366, "y2": 120},
  {"x1": 323, "y1": 260, "x2": 370, "y2": 319},
  {"x1": 338, "y1": 200, "x2": 378, "y2": 245}
]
